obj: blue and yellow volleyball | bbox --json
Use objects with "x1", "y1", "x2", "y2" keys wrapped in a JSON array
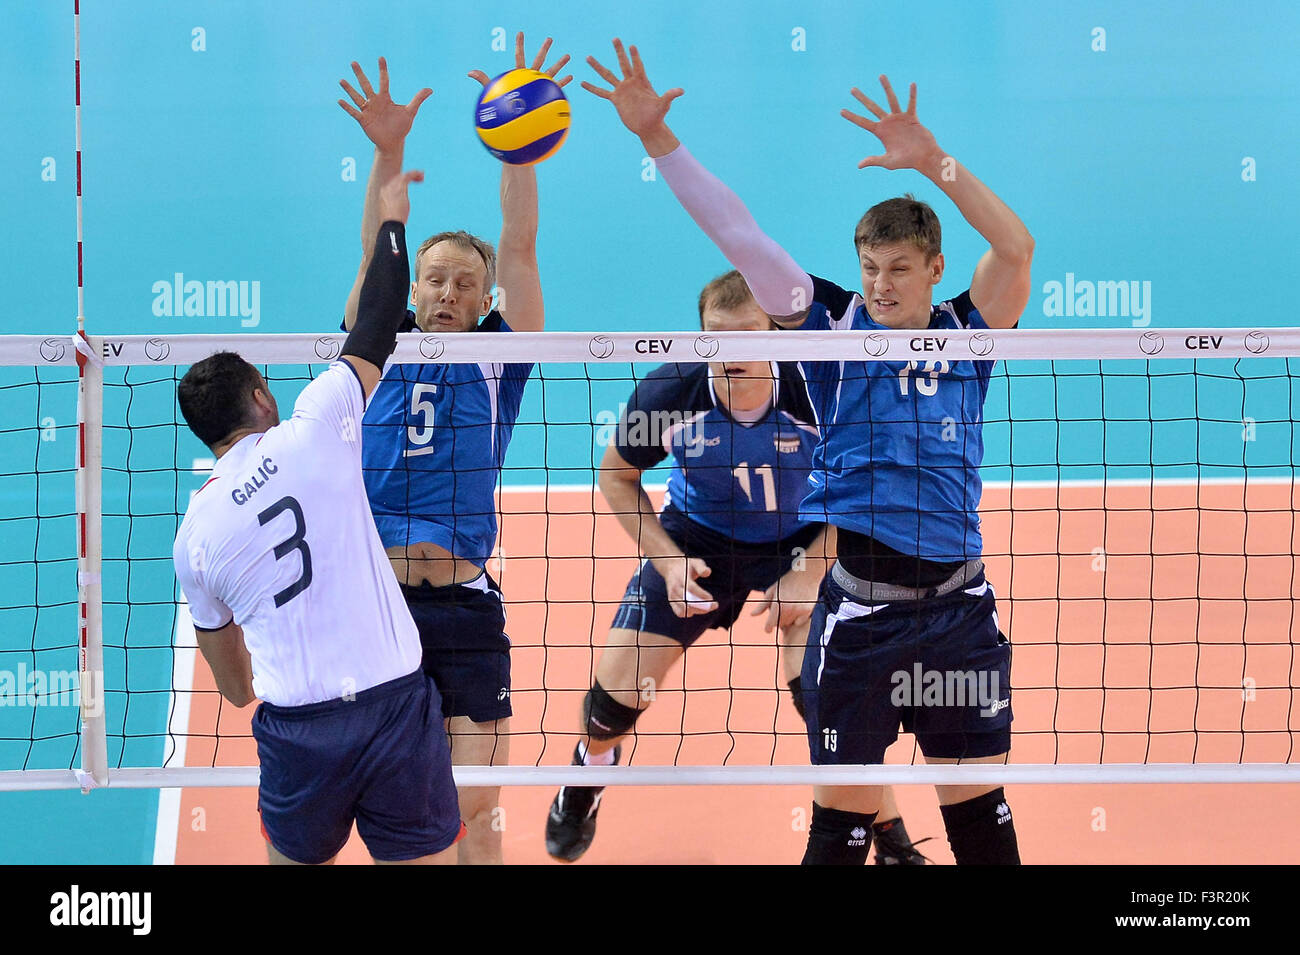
[{"x1": 474, "y1": 68, "x2": 570, "y2": 166}]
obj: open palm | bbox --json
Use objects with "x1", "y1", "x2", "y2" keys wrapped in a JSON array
[
  {"x1": 583, "y1": 39, "x2": 683, "y2": 138},
  {"x1": 338, "y1": 58, "x2": 432, "y2": 154},
  {"x1": 841, "y1": 75, "x2": 941, "y2": 171}
]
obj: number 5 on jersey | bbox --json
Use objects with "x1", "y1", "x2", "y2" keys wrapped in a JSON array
[{"x1": 405, "y1": 383, "x2": 437, "y2": 457}]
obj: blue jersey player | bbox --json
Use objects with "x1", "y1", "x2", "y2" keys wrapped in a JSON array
[
  {"x1": 545, "y1": 272, "x2": 926, "y2": 865},
  {"x1": 585, "y1": 41, "x2": 1034, "y2": 865},
  {"x1": 337, "y1": 37, "x2": 570, "y2": 865}
]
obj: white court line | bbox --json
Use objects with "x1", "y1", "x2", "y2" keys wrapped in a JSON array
[
  {"x1": 497, "y1": 476, "x2": 1295, "y2": 495},
  {"x1": 152, "y1": 601, "x2": 197, "y2": 866}
]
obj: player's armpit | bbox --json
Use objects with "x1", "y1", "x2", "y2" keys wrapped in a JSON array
[
  {"x1": 196, "y1": 621, "x2": 256, "y2": 707},
  {"x1": 341, "y1": 355, "x2": 381, "y2": 400}
]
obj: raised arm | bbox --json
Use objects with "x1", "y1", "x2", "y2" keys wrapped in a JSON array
[
  {"x1": 337, "y1": 59, "x2": 432, "y2": 331},
  {"x1": 468, "y1": 34, "x2": 572, "y2": 332},
  {"x1": 584, "y1": 39, "x2": 813, "y2": 326},
  {"x1": 842, "y1": 77, "x2": 1034, "y2": 329},
  {"x1": 598, "y1": 443, "x2": 717, "y2": 617},
  {"x1": 342, "y1": 170, "x2": 422, "y2": 398}
]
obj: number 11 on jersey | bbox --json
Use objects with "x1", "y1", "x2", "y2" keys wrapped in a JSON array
[{"x1": 733, "y1": 462, "x2": 776, "y2": 511}]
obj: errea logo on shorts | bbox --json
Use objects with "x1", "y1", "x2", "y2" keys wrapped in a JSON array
[
  {"x1": 996, "y1": 802, "x2": 1012, "y2": 825},
  {"x1": 848, "y1": 826, "x2": 868, "y2": 847}
]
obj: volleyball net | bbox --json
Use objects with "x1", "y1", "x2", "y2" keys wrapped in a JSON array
[{"x1": 0, "y1": 326, "x2": 1298, "y2": 791}]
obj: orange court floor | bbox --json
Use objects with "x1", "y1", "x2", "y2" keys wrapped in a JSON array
[{"x1": 170, "y1": 483, "x2": 1300, "y2": 864}]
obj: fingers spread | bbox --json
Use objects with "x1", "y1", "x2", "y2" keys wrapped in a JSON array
[
  {"x1": 840, "y1": 108, "x2": 875, "y2": 131},
  {"x1": 337, "y1": 98, "x2": 362, "y2": 121},
  {"x1": 580, "y1": 80, "x2": 613, "y2": 99},
  {"x1": 587, "y1": 55, "x2": 619, "y2": 86},
  {"x1": 907, "y1": 81, "x2": 917, "y2": 115},
  {"x1": 547, "y1": 52, "x2": 572, "y2": 79},
  {"x1": 613, "y1": 37, "x2": 633, "y2": 78},
  {"x1": 879, "y1": 74, "x2": 901, "y2": 113},
  {"x1": 339, "y1": 78, "x2": 365, "y2": 109},
  {"x1": 353, "y1": 61, "x2": 375, "y2": 98},
  {"x1": 850, "y1": 87, "x2": 886, "y2": 119},
  {"x1": 377, "y1": 57, "x2": 389, "y2": 95},
  {"x1": 531, "y1": 35, "x2": 554, "y2": 71}
]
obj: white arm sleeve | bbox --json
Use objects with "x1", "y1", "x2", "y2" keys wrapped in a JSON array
[{"x1": 654, "y1": 144, "x2": 813, "y2": 317}]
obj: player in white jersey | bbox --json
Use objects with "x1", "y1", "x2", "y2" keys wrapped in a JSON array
[{"x1": 171, "y1": 168, "x2": 462, "y2": 865}]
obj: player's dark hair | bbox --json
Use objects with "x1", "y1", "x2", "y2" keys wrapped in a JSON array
[
  {"x1": 854, "y1": 194, "x2": 942, "y2": 261},
  {"x1": 416, "y1": 230, "x2": 497, "y2": 294},
  {"x1": 177, "y1": 351, "x2": 265, "y2": 449},
  {"x1": 697, "y1": 270, "x2": 776, "y2": 329}
]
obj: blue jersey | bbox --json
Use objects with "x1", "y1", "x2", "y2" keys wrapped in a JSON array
[
  {"x1": 615, "y1": 362, "x2": 821, "y2": 543},
  {"x1": 361, "y1": 310, "x2": 532, "y2": 566},
  {"x1": 798, "y1": 276, "x2": 994, "y2": 563}
]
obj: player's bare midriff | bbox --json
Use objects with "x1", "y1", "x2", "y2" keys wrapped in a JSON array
[{"x1": 386, "y1": 542, "x2": 484, "y2": 588}]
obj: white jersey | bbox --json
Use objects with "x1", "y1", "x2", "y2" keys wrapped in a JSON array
[{"x1": 173, "y1": 361, "x2": 421, "y2": 707}]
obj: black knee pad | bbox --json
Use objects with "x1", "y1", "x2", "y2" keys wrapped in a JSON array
[
  {"x1": 801, "y1": 802, "x2": 877, "y2": 865},
  {"x1": 939, "y1": 787, "x2": 1021, "y2": 865},
  {"x1": 582, "y1": 682, "x2": 641, "y2": 741}
]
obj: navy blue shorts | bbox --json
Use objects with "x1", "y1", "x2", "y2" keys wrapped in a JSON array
[
  {"x1": 611, "y1": 508, "x2": 823, "y2": 647},
  {"x1": 252, "y1": 670, "x2": 463, "y2": 864},
  {"x1": 403, "y1": 572, "x2": 511, "y2": 723},
  {"x1": 802, "y1": 569, "x2": 1012, "y2": 765}
]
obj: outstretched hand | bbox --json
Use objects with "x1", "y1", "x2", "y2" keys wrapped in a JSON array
[
  {"x1": 841, "y1": 75, "x2": 943, "y2": 171},
  {"x1": 378, "y1": 169, "x2": 424, "y2": 225},
  {"x1": 469, "y1": 32, "x2": 572, "y2": 89},
  {"x1": 583, "y1": 38, "x2": 683, "y2": 140},
  {"x1": 338, "y1": 58, "x2": 432, "y2": 154}
]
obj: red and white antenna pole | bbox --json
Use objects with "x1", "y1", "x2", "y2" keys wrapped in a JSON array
[{"x1": 74, "y1": 0, "x2": 108, "y2": 790}]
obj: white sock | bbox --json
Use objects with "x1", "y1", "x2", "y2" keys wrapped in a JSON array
[{"x1": 577, "y1": 740, "x2": 617, "y2": 766}]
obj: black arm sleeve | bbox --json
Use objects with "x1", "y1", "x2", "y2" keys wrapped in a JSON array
[{"x1": 343, "y1": 220, "x2": 410, "y2": 368}]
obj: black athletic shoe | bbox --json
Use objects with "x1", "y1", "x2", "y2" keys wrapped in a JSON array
[
  {"x1": 871, "y1": 818, "x2": 933, "y2": 865},
  {"x1": 544, "y1": 744, "x2": 621, "y2": 863}
]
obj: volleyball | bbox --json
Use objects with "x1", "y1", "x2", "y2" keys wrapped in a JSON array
[{"x1": 474, "y1": 68, "x2": 570, "y2": 165}]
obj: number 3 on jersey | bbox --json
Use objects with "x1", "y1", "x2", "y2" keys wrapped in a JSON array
[
  {"x1": 405, "y1": 382, "x2": 437, "y2": 457},
  {"x1": 257, "y1": 496, "x2": 312, "y2": 608}
]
